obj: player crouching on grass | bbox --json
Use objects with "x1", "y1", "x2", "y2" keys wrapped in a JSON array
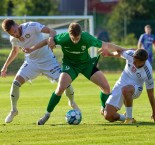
[{"x1": 99, "y1": 48, "x2": 155, "y2": 124}]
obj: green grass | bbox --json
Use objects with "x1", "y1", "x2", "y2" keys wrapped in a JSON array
[{"x1": 0, "y1": 73, "x2": 155, "y2": 145}]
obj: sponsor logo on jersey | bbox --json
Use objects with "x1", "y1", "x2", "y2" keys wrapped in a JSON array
[
  {"x1": 136, "y1": 73, "x2": 141, "y2": 78},
  {"x1": 25, "y1": 34, "x2": 30, "y2": 38},
  {"x1": 81, "y1": 46, "x2": 86, "y2": 51},
  {"x1": 65, "y1": 49, "x2": 84, "y2": 54},
  {"x1": 65, "y1": 66, "x2": 70, "y2": 70}
]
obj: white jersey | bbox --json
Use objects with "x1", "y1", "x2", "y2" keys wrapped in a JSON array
[
  {"x1": 10, "y1": 22, "x2": 56, "y2": 63},
  {"x1": 116, "y1": 50, "x2": 154, "y2": 90}
]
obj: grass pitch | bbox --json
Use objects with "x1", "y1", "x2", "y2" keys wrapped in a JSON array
[{"x1": 0, "y1": 73, "x2": 155, "y2": 145}]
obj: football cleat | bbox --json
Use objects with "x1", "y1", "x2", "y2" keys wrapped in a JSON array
[
  {"x1": 5, "y1": 110, "x2": 18, "y2": 123},
  {"x1": 124, "y1": 118, "x2": 136, "y2": 124},
  {"x1": 37, "y1": 114, "x2": 50, "y2": 125}
]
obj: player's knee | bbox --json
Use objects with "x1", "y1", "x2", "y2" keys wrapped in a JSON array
[
  {"x1": 104, "y1": 111, "x2": 115, "y2": 122},
  {"x1": 122, "y1": 86, "x2": 128, "y2": 96},
  {"x1": 56, "y1": 85, "x2": 66, "y2": 95},
  {"x1": 10, "y1": 80, "x2": 21, "y2": 97}
]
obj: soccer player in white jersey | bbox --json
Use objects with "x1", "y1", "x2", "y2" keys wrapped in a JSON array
[
  {"x1": 100, "y1": 49, "x2": 155, "y2": 124},
  {"x1": 1, "y1": 19, "x2": 79, "y2": 124}
]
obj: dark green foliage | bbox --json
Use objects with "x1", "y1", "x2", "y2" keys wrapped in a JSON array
[
  {"x1": 106, "y1": 0, "x2": 155, "y2": 43},
  {"x1": 10, "y1": 0, "x2": 60, "y2": 16},
  {"x1": 98, "y1": 57, "x2": 125, "y2": 71}
]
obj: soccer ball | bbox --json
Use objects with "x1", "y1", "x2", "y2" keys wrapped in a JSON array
[{"x1": 65, "y1": 109, "x2": 82, "y2": 125}]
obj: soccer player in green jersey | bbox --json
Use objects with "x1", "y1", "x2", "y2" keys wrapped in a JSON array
[{"x1": 23, "y1": 22, "x2": 124, "y2": 125}]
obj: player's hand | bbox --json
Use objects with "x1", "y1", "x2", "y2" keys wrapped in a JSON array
[
  {"x1": 47, "y1": 37, "x2": 55, "y2": 49},
  {"x1": 1, "y1": 67, "x2": 7, "y2": 77},
  {"x1": 98, "y1": 48, "x2": 112, "y2": 57},
  {"x1": 151, "y1": 113, "x2": 155, "y2": 122},
  {"x1": 22, "y1": 48, "x2": 33, "y2": 53}
]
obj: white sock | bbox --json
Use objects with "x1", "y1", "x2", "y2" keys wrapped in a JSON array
[
  {"x1": 10, "y1": 80, "x2": 21, "y2": 111},
  {"x1": 126, "y1": 107, "x2": 132, "y2": 119},
  {"x1": 45, "y1": 112, "x2": 51, "y2": 116},
  {"x1": 119, "y1": 114, "x2": 126, "y2": 121}
]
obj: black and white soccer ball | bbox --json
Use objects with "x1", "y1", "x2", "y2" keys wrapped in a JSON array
[{"x1": 65, "y1": 109, "x2": 82, "y2": 125}]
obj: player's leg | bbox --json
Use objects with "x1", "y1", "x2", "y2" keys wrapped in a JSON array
[
  {"x1": 5, "y1": 61, "x2": 39, "y2": 123},
  {"x1": 90, "y1": 70, "x2": 110, "y2": 109},
  {"x1": 5, "y1": 75, "x2": 25, "y2": 123},
  {"x1": 44, "y1": 61, "x2": 80, "y2": 112},
  {"x1": 104, "y1": 86, "x2": 126, "y2": 122},
  {"x1": 123, "y1": 85, "x2": 142, "y2": 124},
  {"x1": 122, "y1": 85, "x2": 134, "y2": 120},
  {"x1": 38, "y1": 72, "x2": 73, "y2": 125},
  {"x1": 65, "y1": 85, "x2": 81, "y2": 112},
  {"x1": 104, "y1": 104, "x2": 122, "y2": 122}
]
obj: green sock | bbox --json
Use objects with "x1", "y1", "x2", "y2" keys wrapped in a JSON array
[
  {"x1": 47, "y1": 92, "x2": 61, "y2": 113},
  {"x1": 100, "y1": 92, "x2": 110, "y2": 108}
]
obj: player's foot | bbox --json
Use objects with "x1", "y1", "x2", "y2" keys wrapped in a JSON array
[
  {"x1": 124, "y1": 118, "x2": 136, "y2": 124},
  {"x1": 68, "y1": 101, "x2": 81, "y2": 112},
  {"x1": 100, "y1": 106, "x2": 104, "y2": 116},
  {"x1": 37, "y1": 114, "x2": 50, "y2": 125},
  {"x1": 5, "y1": 110, "x2": 18, "y2": 123}
]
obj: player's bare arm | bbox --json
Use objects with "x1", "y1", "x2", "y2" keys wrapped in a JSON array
[
  {"x1": 41, "y1": 27, "x2": 56, "y2": 48},
  {"x1": 137, "y1": 41, "x2": 142, "y2": 49},
  {"x1": 98, "y1": 42, "x2": 125, "y2": 57},
  {"x1": 1, "y1": 46, "x2": 19, "y2": 77},
  {"x1": 147, "y1": 88, "x2": 155, "y2": 122},
  {"x1": 23, "y1": 39, "x2": 48, "y2": 53}
]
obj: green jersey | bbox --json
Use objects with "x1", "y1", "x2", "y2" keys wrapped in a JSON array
[{"x1": 54, "y1": 31, "x2": 102, "y2": 65}]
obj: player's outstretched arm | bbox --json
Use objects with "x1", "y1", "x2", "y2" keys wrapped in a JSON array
[
  {"x1": 23, "y1": 39, "x2": 48, "y2": 53},
  {"x1": 98, "y1": 42, "x2": 125, "y2": 57},
  {"x1": 41, "y1": 27, "x2": 56, "y2": 49},
  {"x1": 1, "y1": 46, "x2": 19, "y2": 77},
  {"x1": 147, "y1": 88, "x2": 155, "y2": 122}
]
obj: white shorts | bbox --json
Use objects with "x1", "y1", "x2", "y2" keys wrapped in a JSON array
[
  {"x1": 106, "y1": 83, "x2": 143, "y2": 110},
  {"x1": 16, "y1": 58, "x2": 61, "y2": 83}
]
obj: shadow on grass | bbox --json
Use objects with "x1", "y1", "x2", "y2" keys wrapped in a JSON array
[{"x1": 1, "y1": 121, "x2": 154, "y2": 127}]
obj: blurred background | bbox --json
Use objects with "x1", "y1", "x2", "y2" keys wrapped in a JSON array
[{"x1": 0, "y1": 0, "x2": 155, "y2": 72}]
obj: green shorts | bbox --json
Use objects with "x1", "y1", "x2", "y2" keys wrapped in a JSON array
[{"x1": 61, "y1": 56, "x2": 100, "y2": 81}]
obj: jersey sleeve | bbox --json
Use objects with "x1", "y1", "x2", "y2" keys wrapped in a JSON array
[
  {"x1": 84, "y1": 32, "x2": 102, "y2": 48},
  {"x1": 54, "y1": 33, "x2": 68, "y2": 45},
  {"x1": 29, "y1": 22, "x2": 45, "y2": 33},
  {"x1": 10, "y1": 36, "x2": 19, "y2": 47},
  {"x1": 121, "y1": 50, "x2": 134, "y2": 60},
  {"x1": 144, "y1": 66, "x2": 154, "y2": 89}
]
